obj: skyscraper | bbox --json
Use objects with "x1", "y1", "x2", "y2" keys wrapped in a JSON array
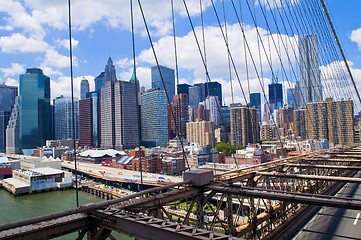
[
  {"x1": 293, "y1": 108, "x2": 307, "y2": 140},
  {"x1": 6, "y1": 97, "x2": 20, "y2": 154},
  {"x1": 0, "y1": 83, "x2": 18, "y2": 152},
  {"x1": 79, "y1": 97, "x2": 93, "y2": 147},
  {"x1": 287, "y1": 88, "x2": 296, "y2": 107},
  {"x1": 305, "y1": 98, "x2": 354, "y2": 145},
  {"x1": 177, "y1": 83, "x2": 190, "y2": 95},
  {"x1": 204, "y1": 82, "x2": 222, "y2": 105},
  {"x1": 189, "y1": 85, "x2": 201, "y2": 109},
  {"x1": 141, "y1": 89, "x2": 168, "y2": 148},
  {"x1": 250, "y1": 93, "x2": 261, "y2": 123},
  {"x1": 95, "y1": 57, "x2": 117, "y2": 93},
  {"x1": 230, "y1": 105, "x2": 259, "y2": 146},
  {"x1": 94, "y1": 72, "x2": 105, "y2": 93},
  {"x1": 151, "y1": 65, "x2": 175, "y2": 102},
  {"x1": 186, "y1": 120, "x2": 215, "y2": 147},
  {"x1": 53, "y1": 96, "x2": 79, "y2": 140},
  {"x1": 268, "y1": 83, "x2": 283, "y2": 113},
  {"x1": 86, "y1": 91, "x2": 100, "y2": 147},
  {"x1": 193, "y1": 82, "x2": 223, "y2": 104},
  {"x1": 100, "y1": 80, "x2": 139, "y2": 150},
  {"x1": 19, "y1": 68, "x2": 52, "y2": 152},
  {"x1": 205, "y1": 96, "x2": 221, "y2": 126},
  {"x1": 168, "y1": 93, "x2": 188, "y2": 140},
  {"x1": 299, "y1": 34, "x2": 322, "y2": 107},
  {"x1": 80, "y1": 78, "x2": 89, "y2": 99},
  {"x1": 0, "y1": 83, "x2": 18, "y2": 112}
]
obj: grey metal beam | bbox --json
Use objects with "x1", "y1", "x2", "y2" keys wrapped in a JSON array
[
  {"x1": 0, "y1": 181, "x2": 191, "y2": 232},
  {"x1": 0, "y1": 213, "x2": 95, "y2": 240},
  {"x1": 257, "y1": 172, "x2": 361, "y2": 183},
  {"x1": 92, "y1": 210, "x2": 242, "y2": 240},
  {"x1": 285, "y1": 163, "x2": 361, "y2": 170},
  {"x1": 205, "y1": 185, "x2": 361, "y2": 210}
]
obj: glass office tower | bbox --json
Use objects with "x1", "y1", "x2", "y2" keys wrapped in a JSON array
[{"x1": 19, "y1": 68, "x2": 52, "y2": 152}]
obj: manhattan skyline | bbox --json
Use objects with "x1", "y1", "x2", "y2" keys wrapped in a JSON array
[{"x1": 0, "y1": 0, "x2": 361, "y2": 107}]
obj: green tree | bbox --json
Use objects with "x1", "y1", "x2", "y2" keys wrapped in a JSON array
[{"x1": 215, "y1": 142, "x2": 244, "y2": 155}]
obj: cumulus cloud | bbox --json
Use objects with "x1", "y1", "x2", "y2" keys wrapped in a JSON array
[
  {"x1": 137, "y1": 22, "x2": 298, "y2": 105},
  {"x1": 51, "y1": 75, "x2": 95, "y2": 100},
  {"x1": 0, "y1": 63, "x2": 25, "y2": 77},
  {"x1": 0, "y1": 33, "x2": 49, "y2": 53},
  {"x1": 55, "y1": 38, "x2": 79, "y2": 50},
  {"x1": 350, "y1": 28, "x2": 361, "y2": 51},
  {"x1": 118, "y1": 67, "x2": 151, "y2": 90},
  {"x1": 43, "y1": 49, "x2": 77, "y2": 69},
  {"x1": 256, "y1": 0, "x2": 301, "y2": 10},
  {"x1": 2, "y1": 77, "x2": 19, "y2": 87}
]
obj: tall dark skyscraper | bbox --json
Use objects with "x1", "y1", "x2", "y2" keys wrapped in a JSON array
[
  {"x1": 53, "y1": 96, "x2": 79, "y2": 140},
  {"x1": 177, "y1": 83, "x2": 190, "y2": 95},
  {"x1": 299, "y1": 34, "x2": 322, "y2": 107},
  {"x1": 192, "y1": 82, "x2": 222, "y2": 105},
  {"x1": 80, "y1": 78, "x2": 89, "y2": 99},
  {"x1": 100, "y1": 80, "x2": 139, "y2": 150},
  {"x1": 250, "y1": 92, "x2": 261, "y2": 123},
  {"x1": 19, "y1": 68, "x2": 52, "y2": 153},
  {"x1": 94, "y1": 57, "x2": 117, "y2": 93},
  {"x1": 79, "y1": 97, "x2": 93, "y2": 147},
  {"x1": 0, "y1": 83, "x2": 18, "y2": 152},
  {"x1": 287, "y1": 88, "x2": 296, "y2": 106},
  {"x1": 189, "y1": 85, "x2": 201, "y2": 109},
  {"x1": 94, "y1": 72, "x2": 104, "y2": 93},
  {"x1": 204, "y1": 82, "x2": 222, "y2": 105},
  {"x1": 269, "y1": 83, "x2": 283, "y2": 113},
  {"x1": 151, "y1": 65, "x2": 175, "y2": 102}
]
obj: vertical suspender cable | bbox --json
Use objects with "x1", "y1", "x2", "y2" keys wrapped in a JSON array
[
  {"x1": 319, "y1": 0, "x2": 361, "y2": 106},
  {"x1": 67, "y1": 0, "x2": 79, "y2": 208},
  {"x1": 137, "y1": 0, "x2": 190, "y2": 171},
  {"x1": 130, "y1": 0, "x2": 143, "y2": 190}
]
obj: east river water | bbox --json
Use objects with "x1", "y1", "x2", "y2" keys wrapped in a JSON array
[{"x1": 0, "y1": 189, "x2": 132, "y2": 239}]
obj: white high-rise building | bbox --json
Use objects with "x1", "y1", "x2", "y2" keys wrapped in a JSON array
[{"x1": 299, "y1": 34, "x2": 322, "y2": 107}]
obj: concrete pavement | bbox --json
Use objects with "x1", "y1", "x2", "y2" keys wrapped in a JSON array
[{"x1": 294, "y1": 172, "x2": 361, "y2": 240}]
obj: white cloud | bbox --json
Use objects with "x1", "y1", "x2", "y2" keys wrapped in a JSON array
[
  {"x1": 0, "y1": 63, "x2": 25, "y2": 77},
  {"x1": 256, "y1": 0, "x2": 301, "y2": 10},
  {"x1": 2, "y1": 77, "x2": 19, "y2": 87},
  {"x1": 51, "y1": 75, "x2": 95, "y2": 100},
  {"x1": 137, "y1": 23, "x2": 298, "y2": 105},
  {"x1": 55, "y1": 38, "x2": 79, "y2": 50},
  {"x1": 40, "y1": 66, "x2": 64, "y2": 77},
  {"x1": 43, "y1": 49, "x2": 77, "y2": 69},
  {"x1": 118, "y1": 67, "x2": 151, "y2": 90},
  {"x1": 0, "y1": 33, "x2": 49, "y2": 53},
  {"x1": 8, "y1": 0, "x2": 214, "y2": 38},
  {"x1": 350, "y1": 28, "x2": 361, "y2": 51},
  {"x1": 115, "y1": 57, "x2": 133, "y2": 69}
]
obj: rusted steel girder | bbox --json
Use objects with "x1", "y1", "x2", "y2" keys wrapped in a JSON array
[
  {"x1": 285, "y1": 163, "x2": 361, "y2": 170},
  {"x1": 205, "y1": 185, "x2": 361, "y2": 210},
  {"x1": 257, "y1": 172, "x2": 361, "y2": 183},
  {"x1": 92, "y1": 210, "x2": 242, "y2": 240}
]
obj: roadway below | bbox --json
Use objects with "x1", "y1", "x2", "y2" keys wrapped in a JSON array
[
  {"x1": 293, "y1": 172, "x2": 361, "y2": 240},
  {"x1": 61, "y1": 161, "x2": 182, "y2": 185}
]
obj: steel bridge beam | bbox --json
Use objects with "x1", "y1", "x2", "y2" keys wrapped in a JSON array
[
  {"x1": 285, "y1": 163, "x2": 361, "y2": 170},
  {"x1": 205, "y1": 185, "x2": 361, "y2": 210},
  {"x1": 0, "y1": 213, "x2": 95, "y2": 240},
  {"x1": 92, "y1": 210, "x2": 242, "y2": 240},
  {"x1": 257, "y1": 172, "x2": 361, "y2": 183}
]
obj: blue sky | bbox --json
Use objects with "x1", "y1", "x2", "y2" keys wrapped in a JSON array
[{"x1": 0, "y1": 0, "x2": 361, "y2": 107}]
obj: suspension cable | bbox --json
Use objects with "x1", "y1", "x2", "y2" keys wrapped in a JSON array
[{"x1": 67, "y1": 0, "x2": 79, "y2": 208}]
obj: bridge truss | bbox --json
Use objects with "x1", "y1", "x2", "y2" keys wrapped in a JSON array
[{"x1": 1, "y1": 144, "x2": 361, "y2": 239}]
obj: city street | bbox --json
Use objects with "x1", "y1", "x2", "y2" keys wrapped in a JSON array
[{"x1": 62, "y1": 161, "x2": 182, "y2": 185}]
